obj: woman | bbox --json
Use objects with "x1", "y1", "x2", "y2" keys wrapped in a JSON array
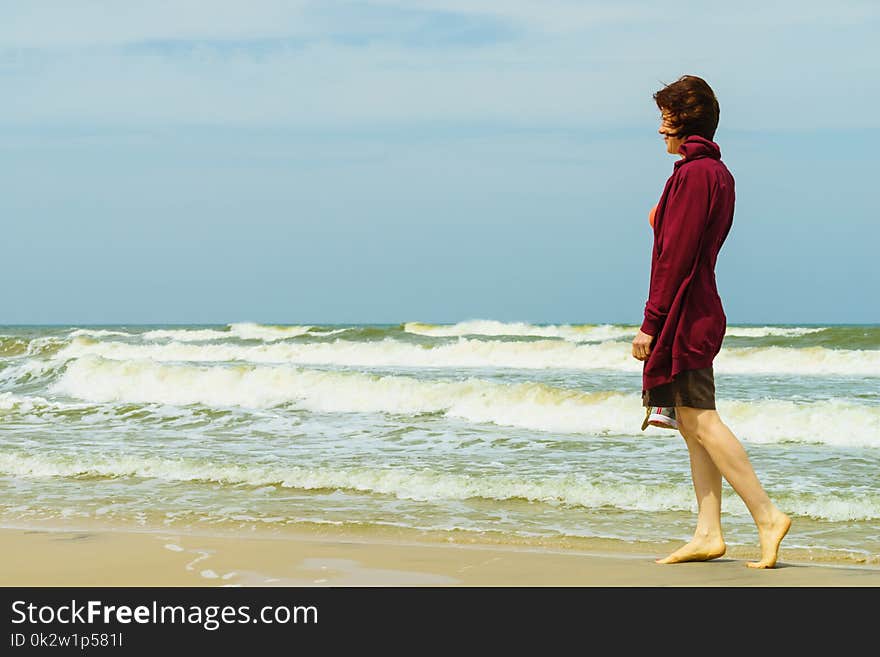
[{"x1": 632, "y1": 75, "x2": 791, "y2": 568}]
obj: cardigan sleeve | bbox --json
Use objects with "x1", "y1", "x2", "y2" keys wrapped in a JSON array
[{"x1": 640, "y1": 170, "x2": 711, "y2": 337}]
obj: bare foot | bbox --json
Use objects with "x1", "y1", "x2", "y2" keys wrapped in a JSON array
[
  {"x1": 746, "y1": 511, "x2": 791, "y2": 569},
  {"x1": 655, "y1": 537, "x2": 726, "y2": 564}
]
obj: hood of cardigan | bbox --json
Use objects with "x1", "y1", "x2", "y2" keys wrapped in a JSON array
[{"x1": 674, "y1": 135, "x2": 721, "y2": 168}]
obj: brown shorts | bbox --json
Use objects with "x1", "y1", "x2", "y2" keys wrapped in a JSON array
[{"x1": 642, "y1": 366, "x2": 716, "y2": 409}]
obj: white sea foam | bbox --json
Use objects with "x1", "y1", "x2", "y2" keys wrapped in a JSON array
[
  {"x1": 131, "y1": 323, "x2": 343, "y2": 343},
  {"x1": 724, "y1": 326, "x2": 827, "y2": 337},
  {"x1": 405, "y1": 320, "x2": 828, "y2": 341},
  {"x1": 227, "y1": 322, "x2": 318, "y2": 341},
  {"x1": 48, "y1": 357, "x2": 880, "y2": 447},
  {"x1": 67, "y1": 329, "x2": 133, "y2": 339},
  {"x1": 0, "y1": 390, "x2": 205, "y2": 424},
  {"x1": 0, "y1": 391, "x2": 53, "y2": 412},
  {"x1": 0, "y1": 358, "x2": 67, "y2": 386},
  {"x1": 52, "y1": 335, "x2": 880, "y2": 376},
  {"x1": 0, "y1": 452, "x2": 875, "y2": 521},
  {"x1": 404, "y1": 320, "x2": 636, "y2": 342},
  {"x1": 25, "y1": 336, "x2": 70, "y2": 356},
  {"x1": 53, "y1": 335, "x2": 638, "y2": 369},
  {"x1": 141, "y1": 328, "x2": 233, "y2": 342},
  {"x1": 714, "y1": 345, "x2": 878, "y2": 376}
]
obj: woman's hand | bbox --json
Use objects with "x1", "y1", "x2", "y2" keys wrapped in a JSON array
[{"x1": 632, "y1": 330, "x2": 654, "y2": 361}]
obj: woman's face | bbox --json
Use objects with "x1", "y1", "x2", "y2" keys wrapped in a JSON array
[{"x1": 658, "y1": 112, "x2": 686, "y2": 156}]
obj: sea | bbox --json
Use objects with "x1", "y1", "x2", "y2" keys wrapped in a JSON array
[{"x1": 1, "y1": 320, "x2": 878, "y2": 565}]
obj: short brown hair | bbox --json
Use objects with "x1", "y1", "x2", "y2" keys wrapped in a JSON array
[{"x1": 653, "y1": 75, "x2": 720, "y2": 141}]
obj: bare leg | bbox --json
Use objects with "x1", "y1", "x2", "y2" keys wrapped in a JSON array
[
  {"x1": 656, "y1": 429, "x2": 726, "y2": 563},
  {"x1": 675, "y1": 407, "x2": 791, "y2": 568}
]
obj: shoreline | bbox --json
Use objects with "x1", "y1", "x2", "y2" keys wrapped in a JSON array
[{"x1": 2, "y1": 523, "x2": 880, "y2": 587}]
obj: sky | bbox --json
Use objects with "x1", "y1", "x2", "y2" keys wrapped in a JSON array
[{"x1": 1, "y1": 0, "x2": 878, "y2": 326}]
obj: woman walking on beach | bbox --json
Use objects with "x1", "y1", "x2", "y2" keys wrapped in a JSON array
[{"x1": 632, "y1": 75, "x2": 791, "y2": 568}]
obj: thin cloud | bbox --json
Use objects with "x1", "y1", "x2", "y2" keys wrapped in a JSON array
[
  {"x1": 0, "y1": 1, "x2": 875, "y2": 49},
  {"x1": 0, "y1": 1, "x2": 876, "y2": 130}
]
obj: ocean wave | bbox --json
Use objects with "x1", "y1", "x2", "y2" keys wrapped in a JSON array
[
  {"x1": 0, "y1": 358, "x2": 68, "y2": 387},
  {"x1": 724, "y1": 326, "x2": 828, "y2": 337},
  {"x1": 25, "y1": 336, "x2": 71, "y2": 358},
  {"x1": 51, "y1": 335, "x2": 880, "y2": 376},
  {"x1": 227, "y1": 322, "x2": 318, "y2": 341},
  {"x1": 141, "y1": 328, "x2": 233, "y2": 342},
  {"x1": 138, "y1": 323, "x2": 347, "y2": 343},
  {"x1": 404, "y1": 320, "x2": 636, "y2": 342},
  {"x1": 0, "y1": 390, "x2": 229, "y2": 427},
  {"x1": 0, "y1": 337, "x2": 28, "y2": 357},
  {"x1": 405, "y1": 320, "x2": 829, "y2": 341},
  {"x1": 1, "y1": 451, "x2": 875, "y2": 521},
  {"x1": 715, "y1": 345, "x2": 879, "y2": 375},
  {"x1": 0, "y1": 391, "x2": 56, "y2": 412},
  {"x1": 67, "y1": 328, "x2": 133, "y2": 339},
  {"x1": 47, "y1": 356, "x2": 880, "y2": 447}
]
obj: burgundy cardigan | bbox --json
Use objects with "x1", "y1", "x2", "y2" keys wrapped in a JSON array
[{"x1": 640, "y1": 135, "x2": 735, "y2": 391}]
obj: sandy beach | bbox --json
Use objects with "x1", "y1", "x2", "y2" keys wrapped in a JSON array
[{"x1": 2, "y1": 525, "x2": 879, "y2": 587}]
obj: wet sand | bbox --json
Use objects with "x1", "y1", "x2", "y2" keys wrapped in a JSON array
[{"x1": 2, "y1": 526, "x2": 880, "y2": 587}]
